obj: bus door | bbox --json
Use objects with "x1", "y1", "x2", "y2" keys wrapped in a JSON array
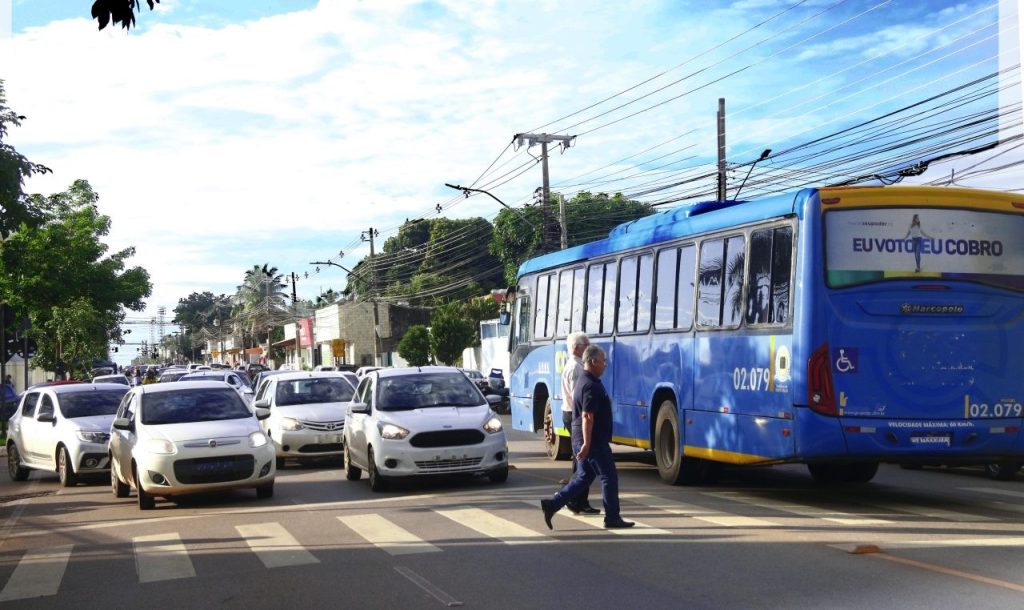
[
  {"x1": 611, "y1": 253, "x2": 655, "y2": 446},
  {"x1": 820, "y1": 202, "x2": 1024, "y2": 459}
]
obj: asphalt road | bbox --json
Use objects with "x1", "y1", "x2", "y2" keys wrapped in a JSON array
[{"x1": 1, "y1": 418, "x2": 1022, "y2": 608}]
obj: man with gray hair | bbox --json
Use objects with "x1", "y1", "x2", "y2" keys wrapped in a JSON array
[
  {"x1": 560, "y1": 332, "x2": 598, "y2": 514},
  {"x1": 542, "y1": 344, "x2": 634, "y2": 529}
]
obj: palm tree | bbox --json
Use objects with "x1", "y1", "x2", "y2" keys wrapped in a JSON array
[{"x1": 234, "y1": 264, "x2": 290, "y2": 338}]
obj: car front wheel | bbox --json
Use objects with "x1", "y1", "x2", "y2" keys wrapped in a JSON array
[
  {"x1": 111, "y1": 462, "x2": 130, "y2": 498},
  {"x1": 7, "y1": 443, "x2": 29, "y2": 482},
  {"x1": 58, "y1": 447, "x2": 77, "y2": 487},
  {"x1": 344, "y1": 445, "x2": 361, "y2": 481},
  {"x1": 134, "y1": 464, "x2": 155, "y2": 510},
  {"x1": 367, "y1": 447, "x2": 388, "y2": 492}
]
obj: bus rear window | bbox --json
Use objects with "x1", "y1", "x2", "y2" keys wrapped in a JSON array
[{"x1": 825, "y1": 207, "x2": 1024, "y2": 291}]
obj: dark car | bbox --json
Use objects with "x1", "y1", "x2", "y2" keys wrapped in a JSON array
[{"x1": 2, "y1": 384, "x2": 21, "y2": 420}]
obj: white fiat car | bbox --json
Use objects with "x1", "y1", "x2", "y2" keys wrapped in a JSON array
[
  {"x1": 109, "y1": 381, "x2": 275, "y2": 510},
  {"x1": 343, "y1": 367, "x2": 508, "y2": 491},
  {"x1": 253, "y1": 372, "x2": 357, "y2": 469},
  {"x1": 7, "y1": 383, "x2": 129, "y2": 486}
]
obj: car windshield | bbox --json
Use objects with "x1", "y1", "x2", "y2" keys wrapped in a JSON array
[
  {"x1": 141, "y1": 388, "x2": 252, "y2": 425},
  {"x1": 275, "y1": 378, "x2": 355, "y2": 406},
  {"x1": 59, "y1": 390, "x2": 127, "y2": 418},
  {"x1": 160, "y1": 371, "x2": 188, "y2": 382},
  {"x1": 377, "y1": 373, "x2": 483, "y2": 410}
]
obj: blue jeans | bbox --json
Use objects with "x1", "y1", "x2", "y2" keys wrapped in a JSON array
[
  {"x1": 563, "y1": 411, "x2": 590, "y2": 505},
  {"x1": 551, "y1": 442, "x2": 620, "y2": 523}
]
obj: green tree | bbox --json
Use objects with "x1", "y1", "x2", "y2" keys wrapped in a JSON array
[
  {"x1": 462, "y1": 296, "x2": 499, "y2": 347},
  {"x1": 0, "y1": 81, "x2": 49, "y2": 241},
  {"x1": 233, "y1": 264, "x2": 290, "y2": 337},
  {"x1": 48, "y1": 298, "x2": 106, "y2": 378},
  {"x1": 397, "y1": 325, "x2": 431, "y2": 367},
  {"x1": 0, "y1": 180, "x2": 151, "y2": 375},
  {"x1": 429, "y1": 302, "x2": 474, "y2": 366},
  {"x1": 490, "y1": 191, "x2": 654, "y2": 284}
]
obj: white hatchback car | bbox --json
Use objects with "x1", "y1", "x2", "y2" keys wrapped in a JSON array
[
  {"x1": 7, "y1": 383, "x2": 129, "y2": 486},
  {"x1": 177, "y1": 370, "x2": 254, "y2": 405},
  {"x1": 109, "y1": 381, "x2": 276, "y2": 510},
  {"x1": 253, "y1": 372, "x2": 357, "y2": 469},
  {"x1": 343, "y1": 367, "x2": 508, "y2": 491}
]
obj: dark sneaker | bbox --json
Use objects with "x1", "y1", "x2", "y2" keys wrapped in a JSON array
[
  {"x1": 604, "y1": 519, "x2": 635, "y2": 529},
  {"x1": 577, "y1": 504, "x2": 601, "y2": 515},
  {"x1": 565, "y1": 502, "x2": 582, "y2": 514},
  {"x1": 541, "y1": 499, "x2": 557, "y2": 530}
]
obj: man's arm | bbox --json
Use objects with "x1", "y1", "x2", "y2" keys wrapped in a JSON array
[{"x1": 577, "y1": 411, "x2": 594, "y2": 460}]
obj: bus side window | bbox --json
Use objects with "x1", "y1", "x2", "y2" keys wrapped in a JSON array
[
  {"x1": 677, "y1": 245, "x2": 696, "y2": 329},
  {"x1": 723, "y1": 235, "x2": 746, "y2": 326},
  {"x1": 602, "y1": 261, "x2": 618, "y2": 334},
  {"x1": 655, "y1": 248, "x2": 678, "y2": 330},
  {"x1": 636, "y1": 253, "x2": 653, "y2": 332},
  {"x1": 515, "y1": 293, "x2": 532, "y2": 346},
  {"x1": 534, "y1": 274, "x2": 554, "y2": 340},
  {"x1": 698, "y1": 238, "x2": 724, "y2": 326},
  {"x1": 570, "y1": 268, "x2": 585, "y2": 332},
  {"x1": 586, "y1": 265, "x2": 604, "y2": 334},
  {"x1": 545, "y1": 272, "x2": 558, "y2": 339},
  {"x1": 617, "y1": 256, "x2": 638, "y2": 332},
  {"x1": 556, "y1": 269, "x2": 573, "y2": 337},
  {"x1": 746, "y1": 227, "x2": 793, "y2": 325}
]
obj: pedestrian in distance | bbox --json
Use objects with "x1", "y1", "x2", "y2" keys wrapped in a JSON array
[
  {"x1": 560, "y1": 331, "x2": 598, "y2": 515},
  {"x1": 132, "y1": 367, "x2": 142, "y2": 387},
  {"x1": 541, "y1": 345, "x2": 634, "y2": 530}
]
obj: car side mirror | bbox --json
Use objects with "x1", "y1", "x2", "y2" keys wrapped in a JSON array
[
  {"x1": 254, "y1": 398, "x2": 270, "y2": 409},
  {"x1": 112, "y1": 417, "x2": 133, "y2": 431},
  {"x1": 254, "y1": 407, "x2": 271, "y2": 420},
  {"x1": 485, "y1": 394, "x2": 502, "y2": 406},
  {"x1": 37, "y1": 412, "x2": 55, "y2": 423},
  {"x1": 349, "y1": 402, "x2": 370, "y2": 415}
]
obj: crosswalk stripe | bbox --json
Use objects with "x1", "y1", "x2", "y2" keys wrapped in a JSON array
[
  {"x1": 961, "y1": 487, "x2": 1024, "y2": 500},
  {"x1": 705, "y1": 492, "x2": 891, "y2": 525},
  {"x1": 134, "y1": 533, "x2": 196, "y2": 583},
  {"x1": 623, "y1": 493, "x2": 777, "y2": 527},
  {"x1": 875, "y1": 503, "x2": 995, "y2": 523},
  {"x1": 436, "y1": 508, "x2": 551, "y2": 544},
  {"x1": 338, "y1": 515, "x2": 441, "y2": 556},
  {"x1": 833, "y1": 537, "x2": 1024, "y2": 551},
  {"x1": 0, "y1": 544, "x2": 73, "y2": 602},
  {"x1": 235, "y1": 522, "x2": 319, "y2": 568},
  {"x1": 522, "y1": 501, "x2": 670, "y2": 535}
]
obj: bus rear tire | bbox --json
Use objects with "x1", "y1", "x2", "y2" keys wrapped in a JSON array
[
  {"x1": 843, "y1": 462, "x2": 879, "y2": 483},
  {"x1": 985, "y1": 461, "x2": 1022, "y2": 481},
  {"x1": 543, "y1": 400, "x2": 571, "y2": 461},
  {"x1": 808, "y1": 462, "x2": 878, "y2": 484},
  {"x1": 655, "y1": 402, "x2": 704, "y2": 485}
]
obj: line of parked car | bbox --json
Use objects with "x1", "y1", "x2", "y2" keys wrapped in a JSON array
[{"x1": 6, "y1": 366, "x2": 510, "y2": 510}]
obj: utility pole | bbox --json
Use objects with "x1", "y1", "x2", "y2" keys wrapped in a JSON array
[
  {"x1": 290, "y1": 272, "x2": 298, "y2": 307},
  {"x1": 557, "y1": 193, "x2": 568, "y2": 250},
  {"x1": 515, "y1": 133, "x2": 575, "y2": 250},
  {"x1": 717, "y1": 98, "x2": 727, "y2": 202},
  {"x1": 362, "y1": 227, "x2": 381, "y2": 366}
]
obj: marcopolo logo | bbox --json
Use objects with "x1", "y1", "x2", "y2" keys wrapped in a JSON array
[{"x1": 900, "y1": 304, "x2": 965, "y2": 314}]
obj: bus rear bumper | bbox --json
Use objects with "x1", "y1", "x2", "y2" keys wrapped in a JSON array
[{"x1": 833, "y1": 415, "x2": 1023, "y2": 462}]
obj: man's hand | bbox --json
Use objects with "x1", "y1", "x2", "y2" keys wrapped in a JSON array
[{"x1": 576, "y1": 443, "x2": 590, "y2": 461}]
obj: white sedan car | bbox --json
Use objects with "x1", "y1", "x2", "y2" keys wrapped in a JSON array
[
  {"x1": 109, "y1": 381, "x2": 275, "y2": 510},
  {"x1": 177, "y1": 370, "x2": 255, "y2": 405},
  {"x1": 252, "y1": 372, "x2": 357, "y2": 468},
  {"x1": 343, "y1": 367, "x2": 508, "y2": 491},
  {"x1": 7, "y1": 383, "x2": 129, "y2": 486}
]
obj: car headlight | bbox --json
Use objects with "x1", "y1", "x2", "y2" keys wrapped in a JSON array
[
  {"x1": 483, "y1": 417, "x2": 503, "y2": 434},
  {"x1": 249, "y1": 431, "x2": 269, "y2": 448},
  {"x1": 77, "y1": 431, "x2": 110, "y2": 444},
  {"x1": 144, "y1": 438, "x2": 176, "y2": 455},
  {"x1": 378, "y1": 423, "x2": 410, "y2": 440},
  {"x1": 280, "y1": 417, "x2": 304, "y2": 431}
]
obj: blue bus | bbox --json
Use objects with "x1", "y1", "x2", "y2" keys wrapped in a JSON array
[{"x1": 505, "y1": 185, "x2": 1024, "y2": 484}]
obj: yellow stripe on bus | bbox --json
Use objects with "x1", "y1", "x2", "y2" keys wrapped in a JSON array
[
  {"x1": 817, "y1": 186, "x2": 1024, "y2": 212},
  {"x1": 683, "y1": 445, "x2": 780, "y2": 465},
  {"x1": 612, "y1": 436, "x2": 651, "y2": 449}
]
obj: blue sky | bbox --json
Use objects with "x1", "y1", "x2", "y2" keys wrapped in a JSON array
[{"x1": 3, "y1": 1, "x2": 1019, "y2": 362}]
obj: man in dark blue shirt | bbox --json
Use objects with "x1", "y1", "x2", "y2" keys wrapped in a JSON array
[{"x1": 541, "y1": 345, "x2": 634, "y2": 529}]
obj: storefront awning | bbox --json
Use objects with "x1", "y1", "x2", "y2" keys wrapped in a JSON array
[{"x1": 272, "y1": 337, "x2": 297, "y2": 348}]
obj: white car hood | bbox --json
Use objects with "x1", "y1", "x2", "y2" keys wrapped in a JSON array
[
  {"x1": 275, "y1": 402, "x2": 347, "y2": 422},
  {"x1": 145, "y1": 417, "x2": 259, "y2": 443},
  {"x1": 72, "y1": 414, "x2": 116, "y2": 433},
  {"x1": 383, "y1": 405, "x2": 491, "y2": 430}
]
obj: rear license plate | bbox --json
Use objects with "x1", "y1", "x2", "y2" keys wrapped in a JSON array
[{"x1": 910, "y1": 433, "x2": 951, "y2": 447}]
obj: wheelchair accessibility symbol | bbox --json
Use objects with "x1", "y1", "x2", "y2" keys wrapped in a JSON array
[{"x1": 832, "y1": 347, "x2": 858, "y2": 374}]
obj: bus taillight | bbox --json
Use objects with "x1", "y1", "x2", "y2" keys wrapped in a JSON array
[{"x1": 808, "y1": 343, "x2": 837, "y2": 416}]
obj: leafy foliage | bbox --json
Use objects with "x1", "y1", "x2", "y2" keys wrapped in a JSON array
[
  {"x1": 234, "y1": 264, "x2": 290, "y2": 334},
  {"x1": 397, "y1": 325, "x2": 431, "y2": 367},
  {"x1": 91, "y1": 0, "x2": 158, "y2": 31},
  {"x1": 0, "y1": 81, "x2": 50, "y2": 240},
  {"x1": 429, "y1": 303, "x2": 474, "y2": 366},
  {"x1": 490, "y1": 191, "x2": 654, "y2": 284},
  {"x1": 0, "y1": 180, "x2": 151, "y2": 377}
]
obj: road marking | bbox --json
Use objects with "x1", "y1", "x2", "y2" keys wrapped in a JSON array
[
  {"x1": 522, "y1": 501, "x2": 669, "y2": 535},
  {"x1": 624, "y1": 493, "x2": 777, "y2": 527},
  {"x1": 6, "y1": 515, "x2": 200, "y2": 540},
  {"x1": 874, "y1": 502, "x2": 995, "y2": 523},
  {"x1": 134, "y1": 532, "x2": 196, "y2": 583},
  {"x1": 961, "y1": 486, "x2": 1024, "y2": 500},
  {"x1": 394, "y1": 566, "x2": 463, "y2": 607},
  {"x1": 705, "y1": 491, "x2": 891, "y2": 525},
  {"x1": 868, "y1": 552, "x2": 1024, "y2": 594},
  {"x1": 437, "y1": 508, "x2": 551, "y2": 545},
  {"x1": 0, "y1": 544, "x2": 73, "y2": 602},
  {"x1": 0, "y1": 479, "x2": 42, "y2": 546},
  {"x1": 235, "y1": 522, "x2": 319, "y2": 568},
  {"x1": 338, "y1": 515, "x2": 441, "y2": 556}
]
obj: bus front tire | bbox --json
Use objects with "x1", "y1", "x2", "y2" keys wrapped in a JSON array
[
  {"x1": 985, "y1": 461, "x2": 1022, "y2": 481},
  {"x1": 654, "y1": 402, "x2": 704, "y2": 485},
  {"x1": 543, "y1": 400, "x2": 571, "y2": 461}
]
